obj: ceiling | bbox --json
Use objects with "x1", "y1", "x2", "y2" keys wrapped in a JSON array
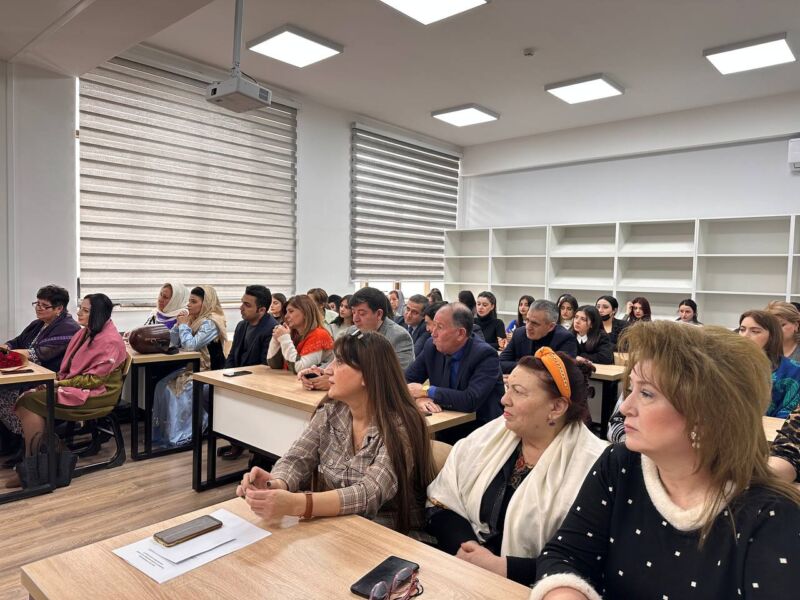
[{"x1": 145, "y1": 0, "x2": 800, "y2": 147}]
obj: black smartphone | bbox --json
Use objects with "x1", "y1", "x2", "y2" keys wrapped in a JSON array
[
  {"x1": 153, "y1": 515, "x2": 223, "y2": 547},
  {"x1": 223, "y1": 370, "x2": 252, "y2": 377},
  {"x1": 303, "y1": 372, "x2": 319, "y2": 379},
  {"x1": 350, "y1": 556, "x2": 419, "y2": 598},
  {"x1": 1, "y1": 368, "x2": 34, "y2": 375}
]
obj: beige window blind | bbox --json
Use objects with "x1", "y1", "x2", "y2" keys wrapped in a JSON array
[
  {"x1": 79, "y1": 57, "x2": 297, "y2": 304},
  {"x1": 350, "y1": 127, "x2": 459, "y2": 281}
]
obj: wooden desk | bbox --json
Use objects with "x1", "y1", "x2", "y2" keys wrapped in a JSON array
[
  {"x1": 0, "y1": 363, "x2": 56, "y2": 504},
  {"x1": 127, "y1": 348, "x2": 202, "y2": 460},
  {"x1": 763, "y1": 415, "x2": 785, "y2": 442},
  {"x1": 587, "y1": 364, "x2": 626, "y2": 435},
  {"x1": 22, "y1": 498, "x2": 530, "y2": 600},
  {"x1": 192, "y1": 366, "x2": 475, "y2": 491}
]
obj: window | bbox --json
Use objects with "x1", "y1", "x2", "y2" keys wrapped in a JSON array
[
  {"x1": 350, "y1": 127, "x2": 459, "y2": 282},
  {"x1": 78, "y1": 58, "x2": 297, "y2": 304}
]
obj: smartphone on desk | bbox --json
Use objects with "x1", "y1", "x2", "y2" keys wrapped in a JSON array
[
  {"x1": 350, "y1": 555, "x2": 419, "y2": 598},
  {"x1": 223, "y1": 370, "x2": 252, "y2": 377},
  {"x1": 153, "y1": 515, "x2": 223, "y2": 547}
]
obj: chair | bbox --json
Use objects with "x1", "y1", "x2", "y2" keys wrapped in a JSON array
[
  {"x1": 431, "y1": 440, "x2": 452, "y2": 477},
  {"x1": 64, "y1": 354, "x2": 132, "y2": 477}
]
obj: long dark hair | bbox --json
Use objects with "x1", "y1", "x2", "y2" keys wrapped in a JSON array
[
  {"x1": 329, "y1": 332, "x2": 435, "y2": 533},
  {"x1": 427, "y1": 288, "x2": 443, "y2": 303},
  {"x1": 458, "y1": 290, "x2": 476, "y2": 312},
  {"x1": 332, "y1": 294, "x2": 353, "y2": 327},
  {"x1": 84, "y1": 293, "x2": 114, "y2": 344},
  {"x1": 557, "y1": 294, "x2": 578, "y2": 322},
  {"x1": 515, "y1": 295, "x2": 535, "y2": 328},
  {"x1": 576, "y1": 305, "x2": 604, "y2": 352},
  {"x1": 739, "y1": 309, "x2": 783, "y2": 370},
  {"x1": 516, "y1": 351, "x2": 592, "y2": 424},
  {"x1": 628, "y1": 296, "x2": 652, "y2": 322},
  {"x1": 272, "y1": 293, "x2": 288, "y2": 322},
  {"x1": 677, "y1": 298, "x2": 700, "y2": 324}
]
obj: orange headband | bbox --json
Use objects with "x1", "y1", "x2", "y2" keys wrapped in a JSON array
[{"x1": 534, "y1": 347, "x2": 571, "y2": 399}]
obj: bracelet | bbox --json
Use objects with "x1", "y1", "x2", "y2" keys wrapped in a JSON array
[{"x1": 300, "y1": 491, "x2": 313, "y2": 520}]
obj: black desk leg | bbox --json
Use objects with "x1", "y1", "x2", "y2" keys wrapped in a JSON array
[
  {"x1": 45, "y1": 380, "x2": 56, "y2": 490},
  {"x1": 144, "y1": 363, "x2": 153, "y2": 456},
  {"x1": 192, "y1": 379, "x2": 203, "y2": 491},
  {"x1": 206, "y1": 385, "x2": 216, "y2": 485},
  {"x1": 600, "y1": 381, "x2": 619, "y2": 436},
  {"x1": 130, "y1": 364, "x2": 141, "y2": 460}
]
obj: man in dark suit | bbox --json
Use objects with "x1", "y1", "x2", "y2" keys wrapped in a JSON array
[
  {"x1": 405, "y1": 302, "x2": 504, "y2": 444},
  {"x1": 397, "y1": 294, "x2": 431, "y2": 356},
  {"x1": 499, "y1": 299, "x2": 577, "y2": 373},
  {"x1": 219, "y1": 285, "x2": 277, "y2": 459}
]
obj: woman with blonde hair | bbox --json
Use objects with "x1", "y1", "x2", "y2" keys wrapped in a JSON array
[
  {"x1": 239, "y1": 331, "x2": 435, "y2": 533},
  {"x1": 532, "y1": 321, "x2": 800, "y2": 600},
  {"x1": 152, "y1": 285, "x2": 227, "y2": 447},
  {"x1": 767, "y1": 300, "x2": 800, "y2": 363},
  {"x1": 267, "y1": 294, "x2": 333, "y2": 373}
]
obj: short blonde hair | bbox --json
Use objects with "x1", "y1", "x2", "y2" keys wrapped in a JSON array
[{"x1": 619, "y1": 321, "x2": 800, "y2": 541}]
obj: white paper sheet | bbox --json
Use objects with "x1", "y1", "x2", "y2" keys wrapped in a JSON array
[{"x1": 113, "y1": 508, "x2": 270, "y2": 584}]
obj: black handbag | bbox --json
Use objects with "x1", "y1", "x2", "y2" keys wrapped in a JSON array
[{"x1": 17, "y1": 432, "x2": 77, "y2": 489}]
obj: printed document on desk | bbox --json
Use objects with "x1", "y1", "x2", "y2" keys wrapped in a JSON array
[{"x1": 113, "y1": 508, "x2": 270, "y2": 583}]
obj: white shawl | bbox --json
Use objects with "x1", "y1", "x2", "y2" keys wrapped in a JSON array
[{"x1": 427, "y1": 418, "x2": 607, "y2": 557}]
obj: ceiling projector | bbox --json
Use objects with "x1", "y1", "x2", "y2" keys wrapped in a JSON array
[
  {"x1": 205, "y1": 0, "x2": 271, "y2": 113},
  {"x1": 206, "y1": 76, "x2": 271, "y2": 113}
]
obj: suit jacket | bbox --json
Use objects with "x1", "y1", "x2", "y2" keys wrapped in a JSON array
[
  {"x1": 224, "y1": 314, "x2": 277, "y2": 368},
  {"x1": 499, "y1": 324, "x2": 578, "y2": 374},
  {"x1": 347, "y1": 318, "x2": 414, "y2": 369},
  {"x1": 405, "y1": 336, "x2": 504, "y2": 425}
]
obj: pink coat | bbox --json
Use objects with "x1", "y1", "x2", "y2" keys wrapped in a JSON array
[{"x1": 57, "y1": 319, "x2": 127, "y2": 406}]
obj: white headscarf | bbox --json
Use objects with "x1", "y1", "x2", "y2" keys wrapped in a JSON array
[{"x1": 146, "y1": 281, "x2": 189, "y2": 326}]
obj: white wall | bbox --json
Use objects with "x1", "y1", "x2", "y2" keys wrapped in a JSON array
[
  {"x1": 462, "y1": 137, "x2": 800, "y2": 229},
  {"x1": 294, "y1": 100, "x2": 353, "y2": 296},
  {"x1": 2, "y1": 63, "x2": 77, "y2": 339},
  {"x1": 1, "y1": 61, "x2": 9, "y2": 340}
]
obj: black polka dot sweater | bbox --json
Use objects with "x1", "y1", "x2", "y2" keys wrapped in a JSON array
[{"x1": 531, "y1": 445, "x2": 800, "y2": 600}]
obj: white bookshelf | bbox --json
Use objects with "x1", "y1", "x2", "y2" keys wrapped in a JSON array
[{"x1": 443, "y1": 215, "x2": 800, "y2": 327}]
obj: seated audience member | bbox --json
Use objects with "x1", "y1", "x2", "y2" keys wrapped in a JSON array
[
  {"x1": 307, "y1": 288, "x2": 339, "y2": 329},
  {"x1": 767, "y1": 300, "x2": 800, "y2": 363},
  {"x1": 327, "y1": 294, "x2": 342, "y2": 313},
  {"x1": 626, "y1": 296, "x2": 652, "y2": 323},
  {"x1": 572, "y1": 305, "x2": 613, "y2": 365},
  {"x1": 267, "y1": 294, "x2": 333, "y2": 374},
  {"x1": 500, "y1": 300, "x2": 577, "y2": 374},
  {"x1": 427, "y1": 288, "x2": 443, "y2": 303},
  {"x1": 406, "y1": 303, "x2": 504, "y2": 444},
  {"x1": 8, "y1": 294, "x2": 127, "y2": 488},
  {"x1": 225, "y1": 285, "x2": 277, "y2": 369},
  {"x1": 506, "y1": 295, "x2": 535, "y2": 335},
  {"x1": 0, "y1": 285, "x2": 81, "y2": 464},
  {"x1": 770, "y1": 403, "x2": 800, "y2": 484},
  {"x1": 557, "y1": 294, "x2": 578, "y2": 330},
  {"x1": 269, "y1": 293, "x2": 288, "y2": 324},
  {"x1": 531, "y1": 321, "x2": 800, "y2": 600},
  {"x1": 426, "y1": 349, "x2": 606, "y2": 585},
  {"x1": 153, "y1": 285, "x2": 227, "y2": 446},
  {"x1": 238, "y1": 332, "x2": 435, "y2": 532},
  {"x1": 676, "y1": 298, "x2": 702, "y2": 326},
  {"x1": 328, "y1": 294, "x2": 353, "y2": 340},
  {"x1": 218, "y1": 285, "x2": 277, "y2": 460},
  {"x1": 594, "y1": 295, "x2": 628, "y2": 349},
  {"x1": 739, "y1": 310, "x2": 800, "y2": 418},
  {"x1": 398, "y1": 294, "x2": 431, "y2": 356},
  {"x1": 347, "y1": 287, "x2": 414, "y2": 369},
  {"x1": 388, "y1": 290, "x2": 405, "y2": 323},
  {"x1": 475, "y1": 291, "x2": 505, "y2": 351},
  {"x1": 458, "y1": 291, "x2": 477, "y2": 315},
  {"x1": 143, "y1": 281, "x2": 189, "y2": 329}
]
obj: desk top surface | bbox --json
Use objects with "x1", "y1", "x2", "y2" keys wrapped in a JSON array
[
  {"x1": 22, "y1": 498, "x2": 529, "y2": 600},
  {"x1": 127, "y1": 348, "x2": 202, "y2": 364},
  {"x1": 0, "y1": 362, "x2": 56, "y2": 384},
  {"x1": 763, "y1": 415, "x2": 785, "y2": 442},
  {"x1": 193, "y1": 365, "x2": 475, "y2": 432},
  {"x1": 590, "y1": 363, "x2": 626, "y2": 381}
]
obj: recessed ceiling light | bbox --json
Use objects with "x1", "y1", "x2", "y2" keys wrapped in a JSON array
[
  {"x1": 704, "y1": 33, "x2": 795, "y2": 74},
  {"x1": 545, "y1": 74, "x2": 624, "y2": 104},
  {"x1": 379, "y1": 0, "x2": 487, "y2": 25},
  {"x1": 432, "y1": 104, "x2": 499, "y2": 127},
  {"x1": 247, "y1": 25, "x2": 343, "y2": 68}
]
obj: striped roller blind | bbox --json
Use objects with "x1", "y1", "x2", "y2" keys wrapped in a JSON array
[
  {"x1": 350, "y1": 127, "x2": 459, "y2": 281},
  {"x1": 79, "y1": 58, "x2": 297, "y2": 304}
]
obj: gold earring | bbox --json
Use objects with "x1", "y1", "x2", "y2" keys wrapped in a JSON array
[{"x1": 690, "y1": 428, "x2": 700, "y2": 450}]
